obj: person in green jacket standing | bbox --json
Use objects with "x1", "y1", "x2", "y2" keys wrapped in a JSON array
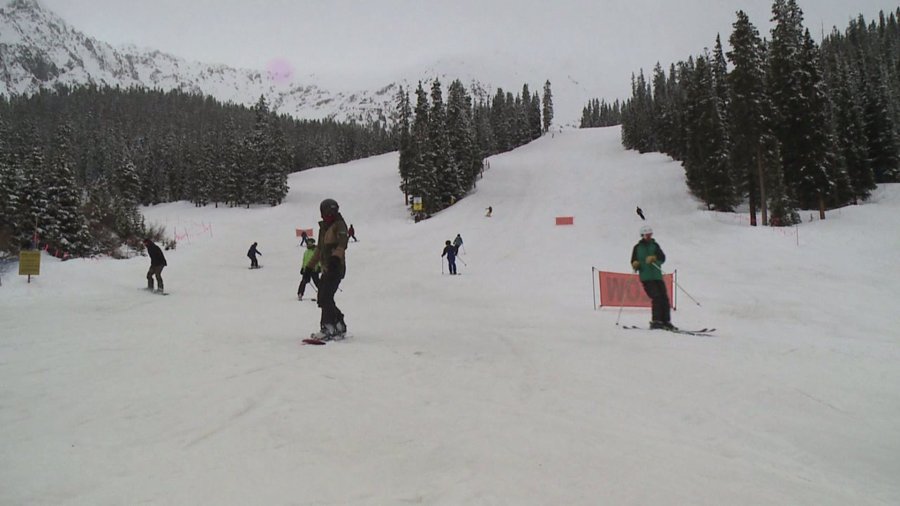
[
  {"x1": 631, "y1": 225, "x2": 676, "y2": 330},
  {"x1": 297, "y1": 238, "x2": 320, "y2": 300}
]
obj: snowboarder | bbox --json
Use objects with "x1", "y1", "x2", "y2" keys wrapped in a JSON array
[
  {"x1": 143, "y1": 238, "x2": 167, "y2": 293},
  {"x1": 299, "y1": 230, "x2": 309, "y2": 247},
  {"x1": 307, "y1": 198, "x2": 349, "y2": 340},
  {"x1": 485, "y1": 206, "x2": 493, "y2": 217},
  {"x1": 453, "y1": 233, "x2": 464, "y2": 254},
  {"x1": 247, "y1": 242, "x2": 262, "y2": 269},
  {"x1": 631, "y1": 225, "x2": 675, "y2": 330},
  {"x1": 348, "y1": 224, "x2": 358, "y2": 242},
  {"x1": 442, "y1": 240, "x2": 458, "y2": 275},
  {"x1": 298, "y1": 238, "x2": 320, "y2": 300},
  {"x1": 636, "y1": 206, "x2": 645, "y2": 220}
]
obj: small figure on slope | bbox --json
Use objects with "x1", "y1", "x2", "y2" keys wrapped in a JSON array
[
  {"x1": 299, "y1": 230, "x2": 308, "y2": 247},
  {"x1": 298, "y1": 238, "x2": 320, "y2": 300},
  {"x1": 453, "y1": 233, "x2": 464, "y2": 254},
  {"x1": 630, "y1": 225, "x2": 675, "y2": 330},
  {"x1": 442, "y1": 240, "x2": 458, "y2": 275},
  {"x1": 247, "y1": 242, "x2": 262, "y2": 269},
  {"x1": 485, "y1": 206, "x2": 493, "y2": 217},
  {"x1": 307, "y1": 198, "x2": 349, "y2": 341},
  {"x1": 143, "y1": 238, "x2": 167, "y2": 293},
  {"x1": 348, "y1": 224, "x2": 358, "y2": 242},
  {"x1": 636, "y1": 206, "x2": 645, "y2": 220}
]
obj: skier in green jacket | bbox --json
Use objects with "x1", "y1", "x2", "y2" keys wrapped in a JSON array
[
  {"x1": 297, "y1": 238, "x2": 320, "y2": 300},
  {"x1": 631, "y1": 225, "x2": 676, "y2": 330}
]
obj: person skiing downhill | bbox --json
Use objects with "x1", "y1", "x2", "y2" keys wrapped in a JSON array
[
  {"x1": 143, "y1": 238, "x2": 167, "y2": 293},
  {"x1": 442, "y1": 240, "x2": 458, "y2": 275},
  {"x1": 307, "y1": 198, "x2": 349, "y2": 340},
  {"x1": 247, "y1": 242, "x2": 262, "y2": 268},
  {"x1": 348, "y1": 224, "x2": 358, "y2": 242},
  {"x1": 485, "y1": 206, "x2": 493, "y2": 217},
  {"x1": 299, "y1": 230, "x2": 309, "y2": 247},
  {"x1": 298, "y1": 238, "x2": 320, "y2": 300},
  {"x1": 636, "y1": 206, "x2": 645, "y2": 220},
  {"x1": 631, "y1": 225, "x2": 675, "y2": 330},
  {"x1": 453, "y1": 234, "x2": 463, "y2": 254}
]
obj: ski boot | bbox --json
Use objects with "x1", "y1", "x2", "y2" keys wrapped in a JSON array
[{"x1": 309, "y1": 324, "x2": 337, "y2": 342}]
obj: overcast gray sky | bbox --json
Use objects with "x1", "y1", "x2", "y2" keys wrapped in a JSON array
[{"x1": 38, "y1": 0, "x2": 899, "y2": 97}]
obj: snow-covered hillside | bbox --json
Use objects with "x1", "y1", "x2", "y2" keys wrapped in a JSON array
[
  {"x1": 0, "y1": 0, "x2": 398, "y2": 124},
  {"x1": 1, "y1": 0, "x2": 590, "y2": 126},
  {"x1": 2, "y1": 128, "x2": 899, "y2": 505}
]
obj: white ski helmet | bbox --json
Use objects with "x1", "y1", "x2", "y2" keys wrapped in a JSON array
[{"x1": 640, "y1": 225, "x2": 653, "y2": 236}]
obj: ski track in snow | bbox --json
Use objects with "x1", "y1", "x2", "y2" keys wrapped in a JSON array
[{"x1": 1, "y1": 127, "x2": 899, "y2": 505}]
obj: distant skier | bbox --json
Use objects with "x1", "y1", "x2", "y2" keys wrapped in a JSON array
[
  {"x1": 485, "y1": 206, "x2": 493, "y2": 217},
  {"x1": 636, "y1": 206, "x2": 645, "y2": 220},
  {"x1": 453, "y1": 233, "x2": 464, "y2": 254},
  {"x1": 348, "y1": 224, "x2": 358, "y2": 242},
  {"x1": 143, "y1": 238, "x2": 167, "y2": 293},
  {"x1": 631, "y1": 225, "x2": 675, "y2": 330},
  {"x1": 307, "y1": 198, "x2": 349, "y2": 341},
  {"x1": 297, "y1": 238, "x2": 320, "y2": 300},
  {"x1": 247, "y1": 242, "x2": 262, "y2": 269},
  {"x1": 299, "y1": 230, "x2": 309, "y2": 247},
  {"x1": 442, "y1": 240, "x2": 458, "y2": 275}
]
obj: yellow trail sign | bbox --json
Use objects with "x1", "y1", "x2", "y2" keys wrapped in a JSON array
[{"x1": 19, "y1": 250, "x2": 41, "y2": 277}]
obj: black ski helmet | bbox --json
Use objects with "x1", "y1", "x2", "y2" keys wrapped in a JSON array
[{"x1": 320, "y1": 198, "x2": 339, "y2": 218}]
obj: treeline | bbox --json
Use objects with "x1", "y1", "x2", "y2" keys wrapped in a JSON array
[
  {"x1": 621, "y1": 1, "x2": 900, "y2": 226},
  {"x1": 0, "y1": 85, "x2": 395, "y2": 255},
  {"x1": 580, "y1": 98, "x2": 623, "y2": 128},
  {"x1": 396, "y1": 79, "x2": 553, "y2": 217}
]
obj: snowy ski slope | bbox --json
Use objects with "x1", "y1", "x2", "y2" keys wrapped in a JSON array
[{"x1": 2, "y1": 127, "x2": 899, "y2": 505}]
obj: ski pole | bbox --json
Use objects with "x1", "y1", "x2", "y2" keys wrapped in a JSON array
[
  {"x1": 457, "y1": 257, "x2": 467, "y2": 267},
  {"x1": 615, "y1": 304, "x2": 624, "y2": 326},
  {"x1": 652, "y1": 263, "x2": 701, "y2": 307},
  {"x1": 441, "y1": 257, "x2": 444, "y2": 275}
]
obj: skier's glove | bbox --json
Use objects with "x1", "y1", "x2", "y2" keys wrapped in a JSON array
[
  {"x1": 646, "y1": 255, "x2": 657, "y2": 265},
  {"x1": 631, "y1": 260, "x2": 640, "y2": 270}
]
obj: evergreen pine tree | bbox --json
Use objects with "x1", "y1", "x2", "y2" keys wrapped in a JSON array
[
  {"x1": 396, "y1": 86, "x2": 415, "y2": 202},
  {"x1": 863, "y1": 63, "x2": 900, "y2": 182},
  {"x1": 446, "y1": 80, "x2": 477, "y2": 194},
  {"x1": 832, "y1": 60, "x2": 876, "y2": 201},
  {"x1": 44, "y1": 123, "x2": 91, "y2": 255},
  {"x1": 428, "y1": 79, "x2": 458, "y2": 209},
  {"x1": 728, "y1": 10, "x2": 787, "y2": 225},
  {"x1": 408, "y1": 82, "x2": 433, "y2": 214},
  {"x1": 542, "y1": 80, "x2": 553, "y2": 132}
]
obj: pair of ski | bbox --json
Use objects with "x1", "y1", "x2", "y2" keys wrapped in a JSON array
[{"x1": 622, "y1": 325, "x2": 716, "y2": 336}]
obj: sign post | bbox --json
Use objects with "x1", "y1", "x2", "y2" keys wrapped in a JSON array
[{"x1": 19, "y1": 250, "x2": 41, "y2": 283}]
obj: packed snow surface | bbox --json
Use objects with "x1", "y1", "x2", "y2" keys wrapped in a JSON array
[{"x1": 2, "y1": 127, "x2": 899, "y2": 505}]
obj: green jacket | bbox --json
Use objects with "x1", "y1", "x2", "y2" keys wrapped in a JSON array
[
  {"x1": 631, "y1": 238, "x2": 666, "y2": 282},
  {"x1": 301, "y1": 248, "x2": 319, "y2": 272},
  {"x1": 309, "y1": 213, "x2": 349, "y2": 277}
]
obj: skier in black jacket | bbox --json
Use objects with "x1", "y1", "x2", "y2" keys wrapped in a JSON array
[
  {"x1": 442, "y1": 240, "x2": 458, "y2": 275},
  {"x1": 143, "y1": 238, "x2": 167, "y2": 292}
]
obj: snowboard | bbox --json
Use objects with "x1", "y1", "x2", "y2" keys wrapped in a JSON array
[{"x1": 302, "y1": 333, "x2": 351, "y2": 345}]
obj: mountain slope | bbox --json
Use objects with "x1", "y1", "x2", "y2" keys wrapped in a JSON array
[
  {"x1": 1, "y1": 128, "x2": 899, "y2": 505},
  {"x1": 0, "y1": 0, "x2": 396, "y2": 124}
]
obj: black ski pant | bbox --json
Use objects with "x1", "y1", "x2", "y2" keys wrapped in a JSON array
[
  {"x1": 447, "y1": 257, "x2": 457, "y2": 275},
  {"x1": 147, "y1": 265, "x2": 164, "y2": 290},
  {"x1": 317, "y1": 270, "x2": 344, "y2": 328},
  {"x1": 249, "y1": 255, "x2": 259, "y2": 268},
  {"x1": 641, "y1": 279, "x2": 670, "y2": 323},
  {"x1": 298, "y1": 270, "x2": 320, "y2": 297}
]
